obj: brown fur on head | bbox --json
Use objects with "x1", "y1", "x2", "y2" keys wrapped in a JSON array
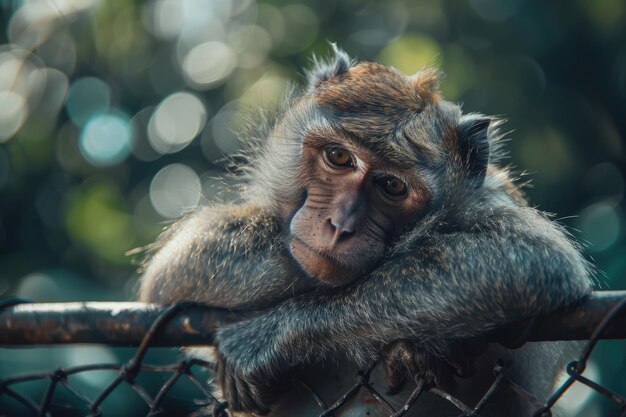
[
  {"x1": 247, "y1": 46, "x2": 495, "y2": 286},
  {"x1": 314, "y1": 63, "x2": 442, "y2": 139}
]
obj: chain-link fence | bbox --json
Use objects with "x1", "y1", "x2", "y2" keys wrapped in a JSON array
[{"x1": 1, "y1": 291, "x2": 626, "y2": 417}]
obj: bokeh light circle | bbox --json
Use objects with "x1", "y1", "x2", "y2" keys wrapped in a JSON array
[
  {"x1": 208, "y1": 100, "x2": 243, "y2": 156},
  {"x1": 230, "y1": 25, "x2": 272, "y2": 69},
  {"x1": 79, "y1": 112, "x2": 133, "y2": 167},
  {"x1": 182, "y1": 41, "x2": 237, "y2": 89},
  {"x1": 149, "y1": 163, "x2": 201, "y2": 218},
  {"x1": 378, "y1": 34, "x2": 442, "y2": 73},
  {"x1": 66, "y1": 77, "x2": 111, "y2": 127},
  {"x1": 143, "y1": 0, "x2": 185, "y2": 40},
  {"x1": 62, "y1": 346, "x2": 119, "y2": 390},
  {"x1": 16, "y1": 272, "x2": 60, "y2": 300},
  {"x1": 577, "y1": 201, "x2": 623, "y2": 253},
  {"x1": 130, "y1": 107, "x2": 161, "y2": 162},
  {"x1": 0, "y1": 90, "x2": 28, "y2": 142},
  {"x1": 147, "y1": 92, "x2": 207, "y2": 154}
]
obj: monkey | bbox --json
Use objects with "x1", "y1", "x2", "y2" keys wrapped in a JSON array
[{"x1": 139, "y1": 46, "x2": 593, "y2": 416}]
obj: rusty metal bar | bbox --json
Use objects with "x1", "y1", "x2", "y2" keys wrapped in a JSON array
[
  {"x1": 0, "y1": 302, "x2": 245, "y2": 346},
  {"x1": 530, "y1": 290, "x2": 626, "y2": 341},
  {"x1": 488, "y1": 291, "x2": 626, "y2": 343},
  {"x1": 0, "y1": 291, "x2": 625, "y2": 347}
]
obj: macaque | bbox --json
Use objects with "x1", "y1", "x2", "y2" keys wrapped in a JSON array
[{"x1": 140, "y1": 46, "x2": 592, "y2": 416}]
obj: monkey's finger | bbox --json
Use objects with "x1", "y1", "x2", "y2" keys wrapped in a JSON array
[
  {"x1": 383, "y1": 340, "x2": 418, "y2": 395},
  {"x1": 235, "y1": 374, "x2": 267, "y2": 414},
  {"x1": 249, "y1": 375, "x2": 284, "y2": 415},
  {"x1": 383, "y1": 355, "x2": 409, "y2": 395},
  {"x1": 234, "y1": 378, "x2": 252, "y2": 411},
  {"x1": 385, "y1": 340, "x2": 414, "y2": 362},
  {"x1": 411, "y1": 353, "x2": 456, "y2": 391},
  {"x1": 385, "y1": 367, "x2": 407, "y2": 396},
  {"x1": 223, "y1": 368, "x2": 242, "y2": 411}
]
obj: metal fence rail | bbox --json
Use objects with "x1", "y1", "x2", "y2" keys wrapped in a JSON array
[{"x1": 1, "y1": 291, "x2": 625, "y2": 416}]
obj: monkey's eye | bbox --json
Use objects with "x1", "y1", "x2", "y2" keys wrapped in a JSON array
[
  {"x1": 324, "y1": 146, "x2": 354, "y2": 168},
  {"x1": 378, "y1": 176, "x2": 408, "y2": 197}
]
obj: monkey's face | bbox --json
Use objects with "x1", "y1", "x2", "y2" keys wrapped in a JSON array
[
  {"x1": 288, "y1": 135, "x2": 430, "y2": 286},
  {"x1": 268, "y1": 61, "x2": 464, "y2": 286}
]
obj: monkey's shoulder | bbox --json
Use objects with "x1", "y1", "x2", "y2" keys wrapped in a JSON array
[
  {"x1": 146, "y1": 204, "x2": 283, "y2": 266},
  {"x1": 194, "y1": 203, "x2": 282, "y2": 238}
]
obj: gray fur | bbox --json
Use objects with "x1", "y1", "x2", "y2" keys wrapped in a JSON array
[{"x1": 139, "y1": 50, "x2": 593, "y2": 416}]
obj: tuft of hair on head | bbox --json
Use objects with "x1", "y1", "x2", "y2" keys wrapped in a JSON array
[
  {"x1": 305, "y1": 42, "x2": 354, "y2": 92},
  {"x1": 410, "y1": 67, "x2": 442, "y2": 103}
]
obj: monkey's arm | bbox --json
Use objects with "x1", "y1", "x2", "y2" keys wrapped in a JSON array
[
  {"x1": 139, "y1": 204, "x2": 312, "y2": 310},
  {"x1": 216, "y1": 204, "x2": 592, "y2": 411}
]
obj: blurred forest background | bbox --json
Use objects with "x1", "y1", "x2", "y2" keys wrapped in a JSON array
[{"x1": 0, "y1": 0, "x2": 625, "y2": 416}]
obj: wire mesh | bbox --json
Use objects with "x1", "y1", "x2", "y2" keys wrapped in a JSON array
[{"x1": 1, "y1": 293, "x2": 625, "y2": 417}]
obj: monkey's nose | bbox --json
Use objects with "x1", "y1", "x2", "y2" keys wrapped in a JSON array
[{"x1": 326, "y1": 218, "x2": 355, "y2": 244}]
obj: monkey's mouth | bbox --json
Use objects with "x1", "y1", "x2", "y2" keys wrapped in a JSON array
[{"x1": 289, "y1": 237, "x2": 361, "y2": 287}]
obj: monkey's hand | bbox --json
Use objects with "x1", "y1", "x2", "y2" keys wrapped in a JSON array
[
  {"x1": 383, "y1": 339, "x2": 488, "y2": 395},
  {"x1": 215, "y1": 320, "x2": 291, "y2": 414}
]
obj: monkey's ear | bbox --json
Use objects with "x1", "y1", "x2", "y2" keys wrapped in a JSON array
[
  {"x1": 457, "y1": 114, "x2": 491, "y2": 188},
  {"x1": 306, "y1": 43, "x2": 353, "y2": 92}
]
